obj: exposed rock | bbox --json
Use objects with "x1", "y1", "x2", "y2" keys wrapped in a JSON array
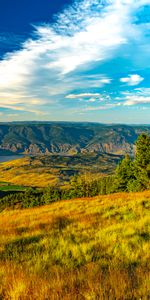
[{"x1": 0, "y1": 123, "x2": 149, "y2": 156}]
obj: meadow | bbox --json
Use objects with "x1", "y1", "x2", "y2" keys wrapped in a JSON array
[{"x1": 0, "y1": 190, "x2": 149, "y2": 299}]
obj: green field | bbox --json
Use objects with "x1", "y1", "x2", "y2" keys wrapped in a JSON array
[{"x1": 0, "y1": 183, "x2": 26, "y2": 192}]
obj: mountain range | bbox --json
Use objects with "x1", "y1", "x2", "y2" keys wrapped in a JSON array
[{"x1": 0, "y1": 122, "x2": 150, "y2": 155}]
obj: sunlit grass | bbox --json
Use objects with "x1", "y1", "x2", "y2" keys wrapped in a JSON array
[
  {"x1": 0, "y1": 191, "x2": 150, "y2": 299},
  {"x1": 0, "y1": 157, "x2": 58, "y2": 187}
]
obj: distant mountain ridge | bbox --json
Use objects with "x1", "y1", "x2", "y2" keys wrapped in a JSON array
[{"x1": 0, "y1": 123, "x2": 150, "y2": 155}]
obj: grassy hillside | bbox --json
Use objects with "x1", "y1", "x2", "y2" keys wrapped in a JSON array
[
  {"x1": 0, "y1": 154, "x2": 120, "y2": 187},
  {"x1": 0, "y1": 191, "x2": 149, "y2": 299},
  {"x1": 0, "y1": 157, "x2": 59, "y2": 187}
]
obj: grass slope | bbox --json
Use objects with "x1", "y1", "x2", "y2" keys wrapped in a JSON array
[
  {"x1": 0, "y1": 157, "x2": 58, "y2": 187},
  {"x1": 0, "y1": 191, "x2": 150, "y2": 299}
]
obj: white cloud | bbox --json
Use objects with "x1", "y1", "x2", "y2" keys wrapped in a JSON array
[
  {"x1": 124, "y1": 96, "x2": 150, "y2": 105},
  {"x1": 66, "y1": 93, "x2": 101, "y2": 99},
  {"x1": 80, "y1": 103, "x2": 117, "y2": 112},
  {"x1": 45, "y1": 0, "x2": 136, "y2": 74},
  {"x1": 87, "y1": 98, "x2": 97, "y2": 102},
  {"x1": 100, "y1": 78, "x2": 112, "y2": 84},
  {"x1": 134, "y1": 88, "x2": 150, "y2": 94},
  {"x1": 120, "y1": 74, "x2": 144, "y2": 86}
]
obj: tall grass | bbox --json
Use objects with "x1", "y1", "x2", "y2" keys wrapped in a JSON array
[{"x1": 0, "y1": 191, "x2": 150, "y2": 299}]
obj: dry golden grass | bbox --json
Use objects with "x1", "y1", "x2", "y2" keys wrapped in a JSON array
[
  {"x1": 0, "y1": 191, "x2": 150, "y2": 299},
  {"x1": 0, "y1": 157, "x2": 58, "y2": 187}
]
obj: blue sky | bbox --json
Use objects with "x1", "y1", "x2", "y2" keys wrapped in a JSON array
[{"x1": 0, "y1": 0, "x2": 150, "y2": 123}]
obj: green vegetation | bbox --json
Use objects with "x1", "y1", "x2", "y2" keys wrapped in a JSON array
[
  {"x1": 0, "y1": 175, "x2": 115, "y2": 210},
  {"x1": 115, "y1": 133, "x2": 150, "y2": 192},
  {"x1": 0, "y1": 183, "x2": 26, "y2": 192}
]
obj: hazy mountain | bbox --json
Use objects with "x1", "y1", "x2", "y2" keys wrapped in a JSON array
[{"x1": 0, "y1": 123, "x2": 150, "y2": 155}]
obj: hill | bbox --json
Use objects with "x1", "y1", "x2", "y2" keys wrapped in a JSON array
[
  {"x1": 0, "y1": 122, "x2": 150, "y2": 155},
  {"x1": 0, "y1": 191, "x2": 149, "y2": 299},
  {"x1": 0, "y1": 153, "x2": 121, "y2": 187}
]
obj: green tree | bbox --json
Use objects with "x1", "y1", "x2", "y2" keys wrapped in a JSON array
[
  {"x1": 114, "y1": 134, "x2": 150, "y2": 192},
  {"x1": 114, "y1": 155, "x2": 135, "y2": 192},
  {"x1": 135, "y1": 133, "x2": 150, "y2": 169},
  {"x1": 42, "y1": 186, "x2": 52, "y2": 204},
  {"x1": 133, "y1": 133, "x2": 150, "y2": 190}
]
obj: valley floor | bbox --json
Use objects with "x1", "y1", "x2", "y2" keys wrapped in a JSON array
[{"x1": 0, "y1": 191, "x2": 150, "y2": 299}]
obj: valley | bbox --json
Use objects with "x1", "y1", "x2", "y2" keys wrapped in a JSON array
[{"x1": 0, "y1": 153, "x2": 121, "y2": 188}]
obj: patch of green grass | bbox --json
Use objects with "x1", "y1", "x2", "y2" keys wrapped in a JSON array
[{"x1": 0, "y1": 184, "x2": 26, "y2": 192}]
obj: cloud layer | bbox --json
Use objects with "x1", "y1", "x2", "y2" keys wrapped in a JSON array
[{"x1": 0, "y1": 0, "x2": 150, "y2": 121}]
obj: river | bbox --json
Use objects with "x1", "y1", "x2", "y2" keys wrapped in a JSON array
[{"x1": 0, "y1": 155, "x2": 24, "y2": 163}]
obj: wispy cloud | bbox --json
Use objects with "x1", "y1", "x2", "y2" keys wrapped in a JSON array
[
  {"x1": 124, "y1": 96, "x2": 150, "y2": 106},
  {"x1": 66, "y1": 93, "x2": 101, "y2": 99},
  {"x1": 123, "y1": 88, "x2": 150, "y2": 106},
  {"x1": 79, "y1": 103, "x2": 118, "y2": 112}
]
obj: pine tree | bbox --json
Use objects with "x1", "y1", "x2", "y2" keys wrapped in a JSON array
[
  {"x1": 135, "y1": 133, "x2": 150, "y2": 169},
  {"x1": 114, "y1": 155, "x2": 135, "y2": 192},
  {"x1": 133, "y1": 133, "x2": 150, "y2": 190},
  {"x1": 114, "y1": 134, "x2": 150, "y2": 192}
]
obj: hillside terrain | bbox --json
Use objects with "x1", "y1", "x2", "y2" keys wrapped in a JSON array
[
  {"x1": 0, "y1": 123, "x2": 150, "y2": 155},
  {"x1": 0, "y1": 191, "x2": 149, "y2": 299},
  {"x1": 0, "y1": 153, "x2": 121, "y2": 188}
]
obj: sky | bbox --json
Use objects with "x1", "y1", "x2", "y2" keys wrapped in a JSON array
[{"x1": 0, "y1": 0, "x2": 150, "y2": 123}]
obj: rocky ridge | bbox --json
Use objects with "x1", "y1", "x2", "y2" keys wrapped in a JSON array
[{"x1": 0, "y1": 123, "x2": 149, "y2": 156}]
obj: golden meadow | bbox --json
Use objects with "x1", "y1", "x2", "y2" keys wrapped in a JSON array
[{"x1": 0, "y1": 191, "x2": 150, "y2": 299}]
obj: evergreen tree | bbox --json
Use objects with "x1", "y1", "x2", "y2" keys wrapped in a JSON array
[
  {"x1": 135, "y1": 133, "x2": 150, "y2": 169},
  {"x1": 114, "y1": 155, "x2": 135, "y2": 192},
  {"x1": 114, "y1": 134, "x2": 150, "y2": 192},
  {"x1": 133, "y1": 133, "x2": 150, "y2": 190}
]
